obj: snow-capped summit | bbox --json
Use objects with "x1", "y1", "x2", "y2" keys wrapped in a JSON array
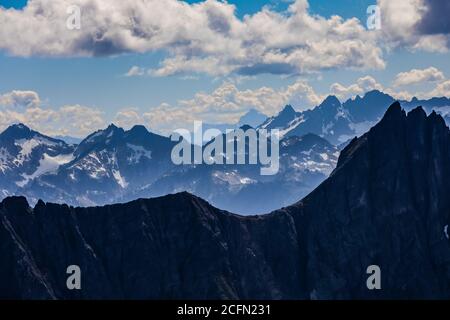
[
  {"x1": 279, "y1": 104, "x2": 297, "y2": 116},
  {"x1": 22, "y1": 124, "x2": 177, "y2": 206},
  {"x1": 260, "y1": 104, "x2": 299, "y2": 130},
  {"x1": 3, "y1": 91, "x2": 450, "y2": 213},
  {"x1": 1, "y1": 123, "x2": 35, "y2": 140},
  {"x1": 0, "y1": 123, "x2": 75, "y2": 192},
  {"x1": 319, "y1": 95, "x2": 341, "y2": 109},
  {"x1": 258, "y1": 96, "x2": 352, "y2": 144},
  {"x1": 256, "y1": 91, "x2": 450, "y2": 145}
]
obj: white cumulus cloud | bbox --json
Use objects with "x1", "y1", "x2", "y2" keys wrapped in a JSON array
[
  {"x1": 143, "y1": 80, "x2": 324, "y2": 133},
  {"x1": 0, "y1": 90, "x2": 105, "y2": 137},
  {"x1": 0, "y1": 0, "x2": 385, "y2": 77},
  {"x1": 393, "y1": 67, "x2": 445, "y2": 87}
]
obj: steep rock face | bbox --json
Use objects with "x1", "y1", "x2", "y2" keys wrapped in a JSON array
[
  {"x1": 1, "y1": 103, "x2": 450, "y2": 299},
  {"x1": 292, "y1": 102, "x2": 450, "y2": 299}
]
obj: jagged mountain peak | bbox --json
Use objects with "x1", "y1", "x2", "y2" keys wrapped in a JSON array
[
  {"x1": 380, "y1": 100, "x2": 403, "y2": 119},
  {"x1": 1, "y1": 123, "x2": 36, "y2": 140},
  {"x1": 105, "y1": 123, "x2": 124, "y2": 135},
  {"x1": 336, "y1": 102, "x2": 449, "y2": 172},
  {"x1": 0, "y1": 123, "x2": 72, "y2": 153},
  {"x1": 319, "y1": 95, "x2": 341, "y2": 108},
  {"x1": 0, "y1": 195, "x2": 30, "y2": 209},
  {"x1": 408, "y1": 105, "x2": 427, "y2": 118},
  {"x1": 0, "y1": 124, "x2": 69, "y2": 147},
  {"x1": 280, "y1": 104, "x2": 296, "y2": 114},
  {"x1": 259, "y1": 104, "x2": 299, "y2": 130},
  {"x1": 77, "y1": 124, "x2": 126, "y2": 149}
]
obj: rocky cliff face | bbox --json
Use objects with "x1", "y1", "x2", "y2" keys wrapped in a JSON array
[
  {"x1": 1, "y1": 103, "x2": 449, "y2": 299},
  {"x1": 293, "y1": 102, "x2": 450, "y2": 299}
]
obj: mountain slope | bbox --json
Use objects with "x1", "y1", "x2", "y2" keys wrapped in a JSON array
[
  {"x1": 289, "y1": 102, "x2": 450, "y2": 298},
  {"x1": 22, "y1": 124, "x2": 176, "y2": 206},
  {"x1": 0, "y1": 124, "x2": 75, "y2": 195},
  {"x1": 1, "y1": 102, "x2": 450, "y2": 299}
]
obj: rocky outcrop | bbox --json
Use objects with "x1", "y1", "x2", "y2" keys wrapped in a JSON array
[{"x1": 1, "y1": 103, "x2": 450, "y2": 299}]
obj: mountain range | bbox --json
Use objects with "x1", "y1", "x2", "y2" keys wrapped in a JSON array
[
  {"x1": 1, "y1": 90, "x2": 450, "y2": 214},
  {"x1": 1, "y1": 102, "x2": 449, "y2": 299},
  {"x1": 0, "y1": 125, "x2": 337, "y2": 215},
  {"x1": 261, "y1": 90, "x2": 450, "y2": 145}
]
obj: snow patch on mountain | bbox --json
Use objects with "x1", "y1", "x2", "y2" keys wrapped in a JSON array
[
  {"x1": 71, "y1": 152, "x2": 108, "y2": 179},
  {"x1": 0, "y1": 147, "x2": 12, "y2": 173},
  {"x1": 279, "y1": 116, "x2": 305, "y2": 137},
  {"x1": 112, "y1": 169, "x2": 128, "y2": 188},
  {"x1": 212, "y1": 171, "x2": 257, "y2": 188},
  {"x1": 16, "y1": 137, "x2": 57, "y2": 155},
  {"x1": 16, "y1": 153, "x2": 74, "y2": 187}
]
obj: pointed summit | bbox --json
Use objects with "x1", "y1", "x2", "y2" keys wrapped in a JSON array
[
  {"x1": 279, "y1": 104, "x2": 296, "y2": 116},
  {"x1": 319, "y1": 95, "x2": 341, "y2": 108},
  {"x1": 0, "y1": 123, "x2": 34, "y2": 140},
  {"x1": 376, "y1": 101, "x2": 405, "y2": 126},
  {"x1": 106, "y1": 123, "x2": 119, "y2": 131},
  {"x1": 427, "y1": 110, "x2": 447, "y2": 129},
  {"x1": 103, "y1": 123, "x2": 125, "y2": 137},
  {"x1": 260, "y1": 104, "x2": 298, "y2": 130},
  {"x1": 408, "y1": 106, "x2": 427, "y2": 120},
  {"x1": 385, "y1": 101, "x2": 403, "y2": 117},
  {"x1": 2, "y1": 123, "x2": 31, "y2": 133}
]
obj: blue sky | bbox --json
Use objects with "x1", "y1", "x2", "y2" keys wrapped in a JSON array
[
  {"x1": 0, "y1": 0, "x2": 375, "y2": 18},
  {"x1": 1, "y1": 0, "x2": 450, "y2": 136}
]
